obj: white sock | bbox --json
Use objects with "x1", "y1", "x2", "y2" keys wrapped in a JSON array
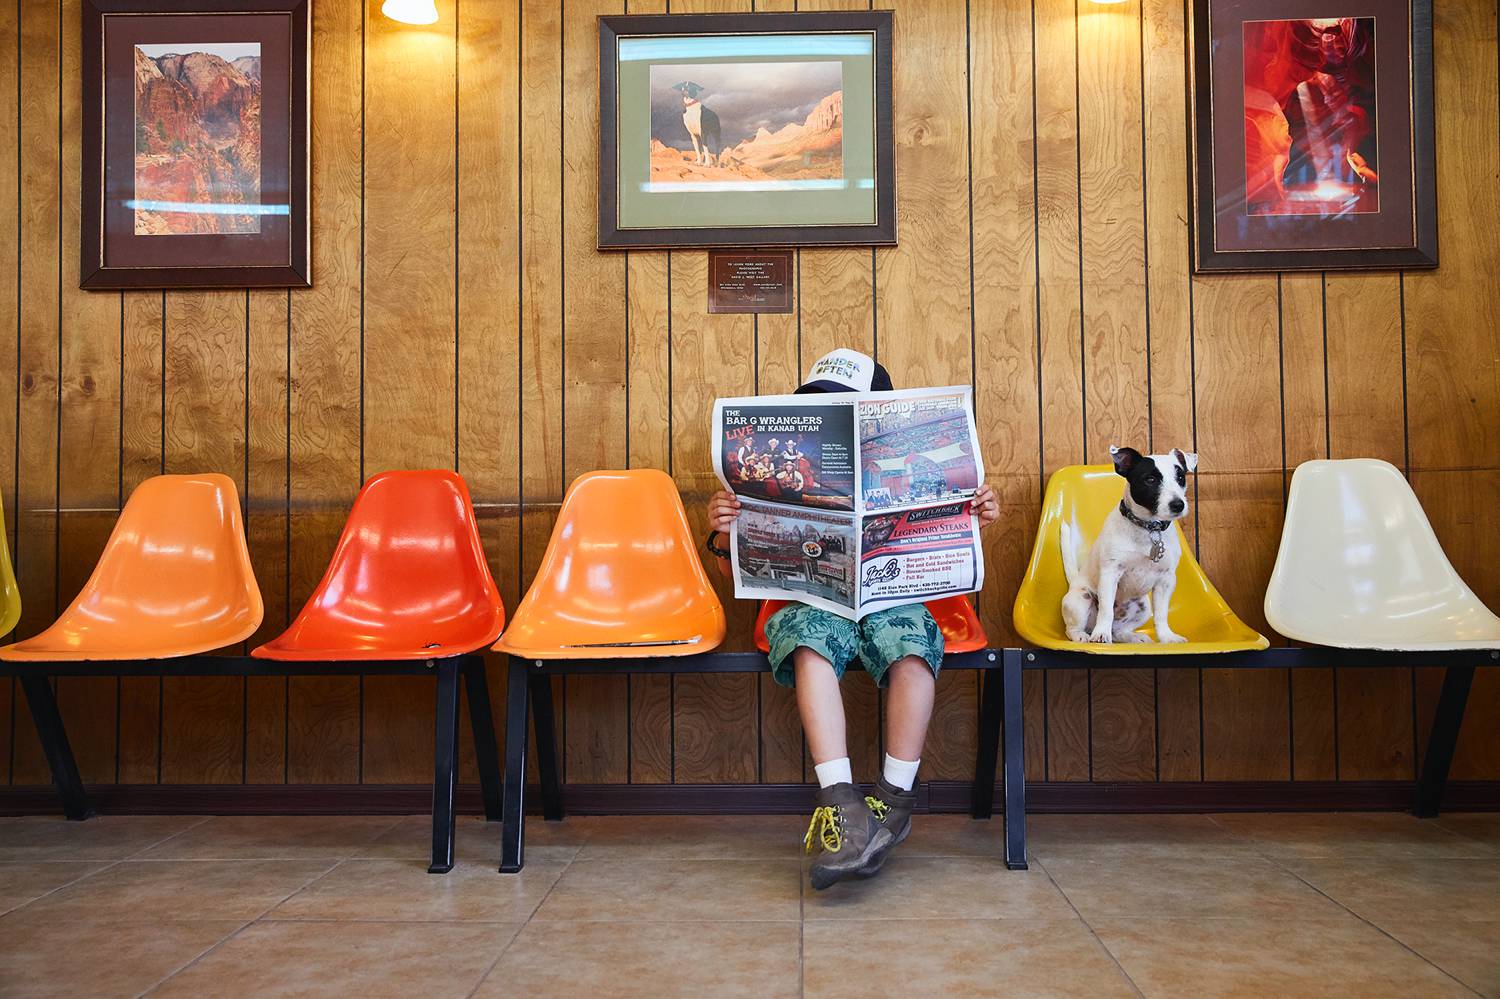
[
  {"x1": 813, "y1": 757, "x2": 853, "y2": 789},
  {"x1": 883, "y1": 754, "x2": 920, "y2": 791}
]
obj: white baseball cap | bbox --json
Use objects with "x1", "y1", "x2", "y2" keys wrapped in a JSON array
[{"x1": 795, "y1": 348, "x2": 893, "y2": 394}]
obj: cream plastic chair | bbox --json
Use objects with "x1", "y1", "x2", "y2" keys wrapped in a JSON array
[{"x1": 1265, "y1": 459, "x2": 1500, "y2": 650}]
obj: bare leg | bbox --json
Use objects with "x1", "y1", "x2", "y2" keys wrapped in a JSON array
[
  {"x1": 884, "y1": 656, "x2": 936, "y2": 762},
  {"x1": 795, "y1": 647, "x2": 848, "y2": 765}
]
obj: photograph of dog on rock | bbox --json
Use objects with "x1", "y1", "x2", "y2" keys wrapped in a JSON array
[{"x1": 1061, "y1": 446, "x2": 1198, "y2": 644}]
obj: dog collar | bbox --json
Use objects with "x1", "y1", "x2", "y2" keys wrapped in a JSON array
[{"x1": 1119, "y1": 501, "x2": 1170, "y2": 563}]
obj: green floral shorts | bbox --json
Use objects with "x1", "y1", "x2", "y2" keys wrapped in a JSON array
[{"x1": 765, "y1": 602, "x2": 943, "y2": 688}]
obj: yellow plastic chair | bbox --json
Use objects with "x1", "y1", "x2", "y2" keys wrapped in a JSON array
[
  {"x1": 1013, "y1": 465, "x2": 1267, "y2": 654},
  {"x1": 0, "y1": 474, "x2": 263, "y2": 661},
  {"x1": 494, "y1": 469, "x2": 726, "y2": 659},
  {"x1": 1266, "y1": 459, "x2": 1500, "y2": 650},
  {"x1": 0, "y1": 489, "x2": 19, "y2": 638}
]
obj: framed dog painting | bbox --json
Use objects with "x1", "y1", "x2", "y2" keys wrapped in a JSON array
[
  {"x1": 81, "y1": 0, "x2": 310, "y2": 289},
  {"x1": 1192, "y1": 1, "x2": 1436, "y2": 272},
  {"x1": 597, "y1": 12, "x2": 896, "y2": 249}
]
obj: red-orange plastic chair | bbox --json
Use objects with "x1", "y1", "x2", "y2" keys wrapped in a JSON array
[
  {"x1": 254, "y1": 469, "x2": 506, "y2": 874},
  {"x1": 0, "y1": 474, "x2": 262, "y2": 661},
  {"x1": 753, "y1": 595, "x2": 989, "y2": 657},
  {"x1": 253, "y1": 470, "x2": 505, "y2": 661}
]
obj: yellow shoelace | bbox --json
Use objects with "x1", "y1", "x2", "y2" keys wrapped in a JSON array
[
  {"x1": 804, "y1": 805, "x2": 843, "y2": 854},
  {"x1": 865, "y1": 796, "x2": 890, "y2": 820}
]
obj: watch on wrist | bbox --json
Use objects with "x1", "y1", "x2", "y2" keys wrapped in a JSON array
[{"x1": 705, "y1": 529, "x2": 731, "y2": 559}]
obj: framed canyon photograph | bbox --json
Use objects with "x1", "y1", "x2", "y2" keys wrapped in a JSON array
[
  {"x1": 1192, "y1": 1, "x2": 1436, "y2": 272},
  {"x1": 598, "y1": 12, "x2": 896, "y2": 249},
  {"x1": 82, "y1": 0, "x2": 310, "y2": 289}
]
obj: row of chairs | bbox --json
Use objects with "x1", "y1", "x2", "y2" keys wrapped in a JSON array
[{"x1": 1, "y1": 461, "x2": 1496, "y2": 873}]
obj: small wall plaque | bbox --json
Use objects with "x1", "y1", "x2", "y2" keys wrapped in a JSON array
[{"x1": 708, "y1": 250, "x2": 794, "y2": 314}]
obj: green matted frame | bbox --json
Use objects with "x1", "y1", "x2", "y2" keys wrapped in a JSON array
[{"x1": 597, "y1": 12, "x2": 897, "y2": 250}]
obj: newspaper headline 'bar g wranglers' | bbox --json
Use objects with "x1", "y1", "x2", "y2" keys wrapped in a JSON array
[{"x1": 712, "y1": 386, "x2": 985, "y2": 620}]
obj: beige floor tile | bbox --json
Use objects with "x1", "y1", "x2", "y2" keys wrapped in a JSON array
[
  {"x1": 1374, "y1": 918, "x2": 1500, "y2": 996},
  {"x1": 891, "y1": 814, "x2": 1018, "y2": 859},
  {"x1": 802, "y1": 856, "x2": 1076, "y2": 921},
  {"x1": 19, "y1": 859, "x2": 335, "y2": 922},
  {"x1": 1436, "y1": 813, "x2": 1500, "y2": 847},
  {"x1": 1090, "y1": 915, "x2": 1472, "y2": 998},
  {"x1": 1289, "y1": 858, "x2": 1500, "y2": 924},
  {"x1": 475, "y1": 920, "x2": 801, "y2": 998},
  {"x1": 269, "y1": 857, "x2": 568, "y2": 922},
  {"x1": 1212, "y1": 811, "x2": 1496, "y2": 859},
  {"x1": 533, "y1": 859, "x2": 802, "y2": 923},
  {"x1": 0, "y1": 861, "x2": 110, "y2": 914},
  {"x1": 570, "y1": 813, "x2": 806, "y2": 861},
  {"x1": 150, "y1": 920, "x2": 521, "y2": 998},
  {"x1": 1027, "y1": 814, "x2": 1260, "y2": 859},
  {"x1": 1041, "y1": 854, "x2": 1346, "y2": 922},
  {"x1": 0, "y1": 913, "x2": 242, "y2": 998},
  {"x1": 804, "y1": 918, "x2": 1137, "y2": 998},
  {"x1": 137, "y1": 814, "x2": 404, "y2": 860},
  {"x1": 352, "y1": 814, "x2": 584, "y2": 864},
  {"x1": 0, "y1": 816, "x2": 208, "y2": 862}
]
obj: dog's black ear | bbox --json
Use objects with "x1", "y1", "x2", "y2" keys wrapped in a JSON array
[
  {"x1": 1172, "y1": 448, "x2": 1199, "y2": 473},
  {"x1": 1110, "y1": 445, "x2": 1142, "y2": 477}
]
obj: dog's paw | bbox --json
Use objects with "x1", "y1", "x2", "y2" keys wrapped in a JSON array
[
  {"x1": 1066, "y1": 630, "x2": 1091, "y2": 643},
  {"x1": 1086, "y1": 630, "x2": 1114, "y2": 644},
  {"x1": 1156, "y1": 631, "x2": 1188, "y2": 644},
  {"x1": 1115, "y1": 631, "x2": 1152, "y2": 643}
]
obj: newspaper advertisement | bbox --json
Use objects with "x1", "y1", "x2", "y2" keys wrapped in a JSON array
[{"x1": 713, "y1": 386, "x2": 985, "y2": 620}]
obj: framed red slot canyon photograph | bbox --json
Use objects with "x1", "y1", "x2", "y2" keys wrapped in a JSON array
[
  {"x1": 1192, "y1": 0, "x2": 1436, "y2": 272},
  {"x1": 82, "y1": 0, "x2": 310, "y2": 289}
]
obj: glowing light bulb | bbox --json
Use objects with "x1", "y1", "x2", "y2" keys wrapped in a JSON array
[{"x1": 382, "y1": 0, "x2": 438, "y2": 25}]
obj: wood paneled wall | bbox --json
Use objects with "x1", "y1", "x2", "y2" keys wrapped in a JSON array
[{"x1": 2, "y1": 0, "x2": 1497, "y2": 793}]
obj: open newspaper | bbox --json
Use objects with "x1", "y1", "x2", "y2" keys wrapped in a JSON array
[{"x1": 712, "y1": 386, "x2": 985, "y2": 620}]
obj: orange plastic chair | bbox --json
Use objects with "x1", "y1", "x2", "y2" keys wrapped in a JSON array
[
  {"x1": 254, "y1": 470, "x2": 505, "y2": 660},
  {"x1": 0, "y1": 474, "x2": 262, "y2": 661},
  {"x1": 494, "y1": 469, "x2": 725, "y2": 658},
  {"x1": 0, "y1": 488, "x2": 19, "y2": 638},
  {"x1": 753, "y1": 595, "x2": 988, "y2": 656}
]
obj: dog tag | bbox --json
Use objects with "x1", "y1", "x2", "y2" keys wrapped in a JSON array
[{"x1": 1148, "y1": 532, "x2": 1165, "y2": 563}]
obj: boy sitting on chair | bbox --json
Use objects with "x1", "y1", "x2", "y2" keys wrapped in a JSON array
[{"x1": 706, "y1": 349, "x2": 1000, "y2": 890}]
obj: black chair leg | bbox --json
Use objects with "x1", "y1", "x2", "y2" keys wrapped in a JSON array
[
  {"x1": 500, "y1": 656, "x2": 530, "y2": 874},
  {"x1": 428, "y1": 659, "x2": 461, "y2": 874},
  {"x1": 971, "y1": 661, "x2": 1003, "y2": 819},
  {"x1": 462, "y1": 655, "x2": 504, "y2": 823},
  {"x1": 1415, "y1": 665, "x2": 1476, "y2": 818},
  {"x1": 529, "y1": 671, "x2": 564, "y2": 821},
  {"x1": 1001, "y1": 650, "x2": 1028, "y2": 870},
  {"x1": 19, "y1": 676, "x2": 94, "y2": 822}
]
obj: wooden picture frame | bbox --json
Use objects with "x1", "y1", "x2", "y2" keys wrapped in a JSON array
[
  {"x1": 598, "y1": 12, "x2": 896, "y2": 250},
  {"x1": 82, "y1": 0, "x2": 311, "y2": 289},
  {"x1": 1192, "y1": 0, "x2": 1436, "y2": 272}
]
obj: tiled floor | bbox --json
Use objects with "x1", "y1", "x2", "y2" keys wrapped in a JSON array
[{"x1": 1, "y1": 811, "x2": 1498, "y2": 997}]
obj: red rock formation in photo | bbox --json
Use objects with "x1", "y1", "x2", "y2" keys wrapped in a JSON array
[
  {"x1": 133, "y1": 46, "x2": 262, "y2": 235},
  {"x1": 649, "y1": 90, "x2": 844, "y2": 185}
]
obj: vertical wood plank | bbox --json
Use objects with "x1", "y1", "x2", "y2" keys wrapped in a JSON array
[
  {"x1": 285, "y1": 0, "x2": 364, "y2": 786},
  {"x1": 0, "y1": 0, "x2": 15, "y2": 779},
  {"x1": 360, "y1": 0, "x2": 458, "y2": 785},
  {"x1": 11, "y1": 0, "x2": 62, "y2": 785},
  {"x1": 118, "y1": 293, "x2": 165, "y2": 783},
  {"x1": 1034, "y1": 0, "x2": 1088, "y2": 782},
  {"x1": 561, "y1": 0, "x2": 631, "y2": 786},
  {"x1": 245, "y1": 290, "x2": 289, "y2": 783},
  {"x1": 54, "y1": 0, "x2": 120, "y2": 784},
  {"x1": 160, "y1": 291, "x2": 246, "y2": 784},
  {"x1": 1142, "y1": 0, "x2": 1198, "y2": 780},
  {"x1": 457, "y1": 0, "x2": 521, "y2": 783}
]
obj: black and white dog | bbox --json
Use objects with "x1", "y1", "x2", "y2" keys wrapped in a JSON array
[{"x1": 1061, "y1": 446, "x2": 1197, "y2": 644}]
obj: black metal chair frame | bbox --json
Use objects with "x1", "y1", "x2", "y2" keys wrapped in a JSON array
[
  {"x1": 984, "y1": 646, "x2": 1499, "y2": 865},
  {"x1": 498, "y1": 648, "x2": 1030, "y2": 873},
  {"x1": 1, "y1": 653, "x2": 504, "y2": 874}
]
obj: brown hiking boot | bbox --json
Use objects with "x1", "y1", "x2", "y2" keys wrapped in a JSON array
[
  {"x1": 859, "y1": 776, "x2": 916, "y2": 875},
  {"x1": 805, "y1": 782, "x2": 892, "y2": 891}
]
